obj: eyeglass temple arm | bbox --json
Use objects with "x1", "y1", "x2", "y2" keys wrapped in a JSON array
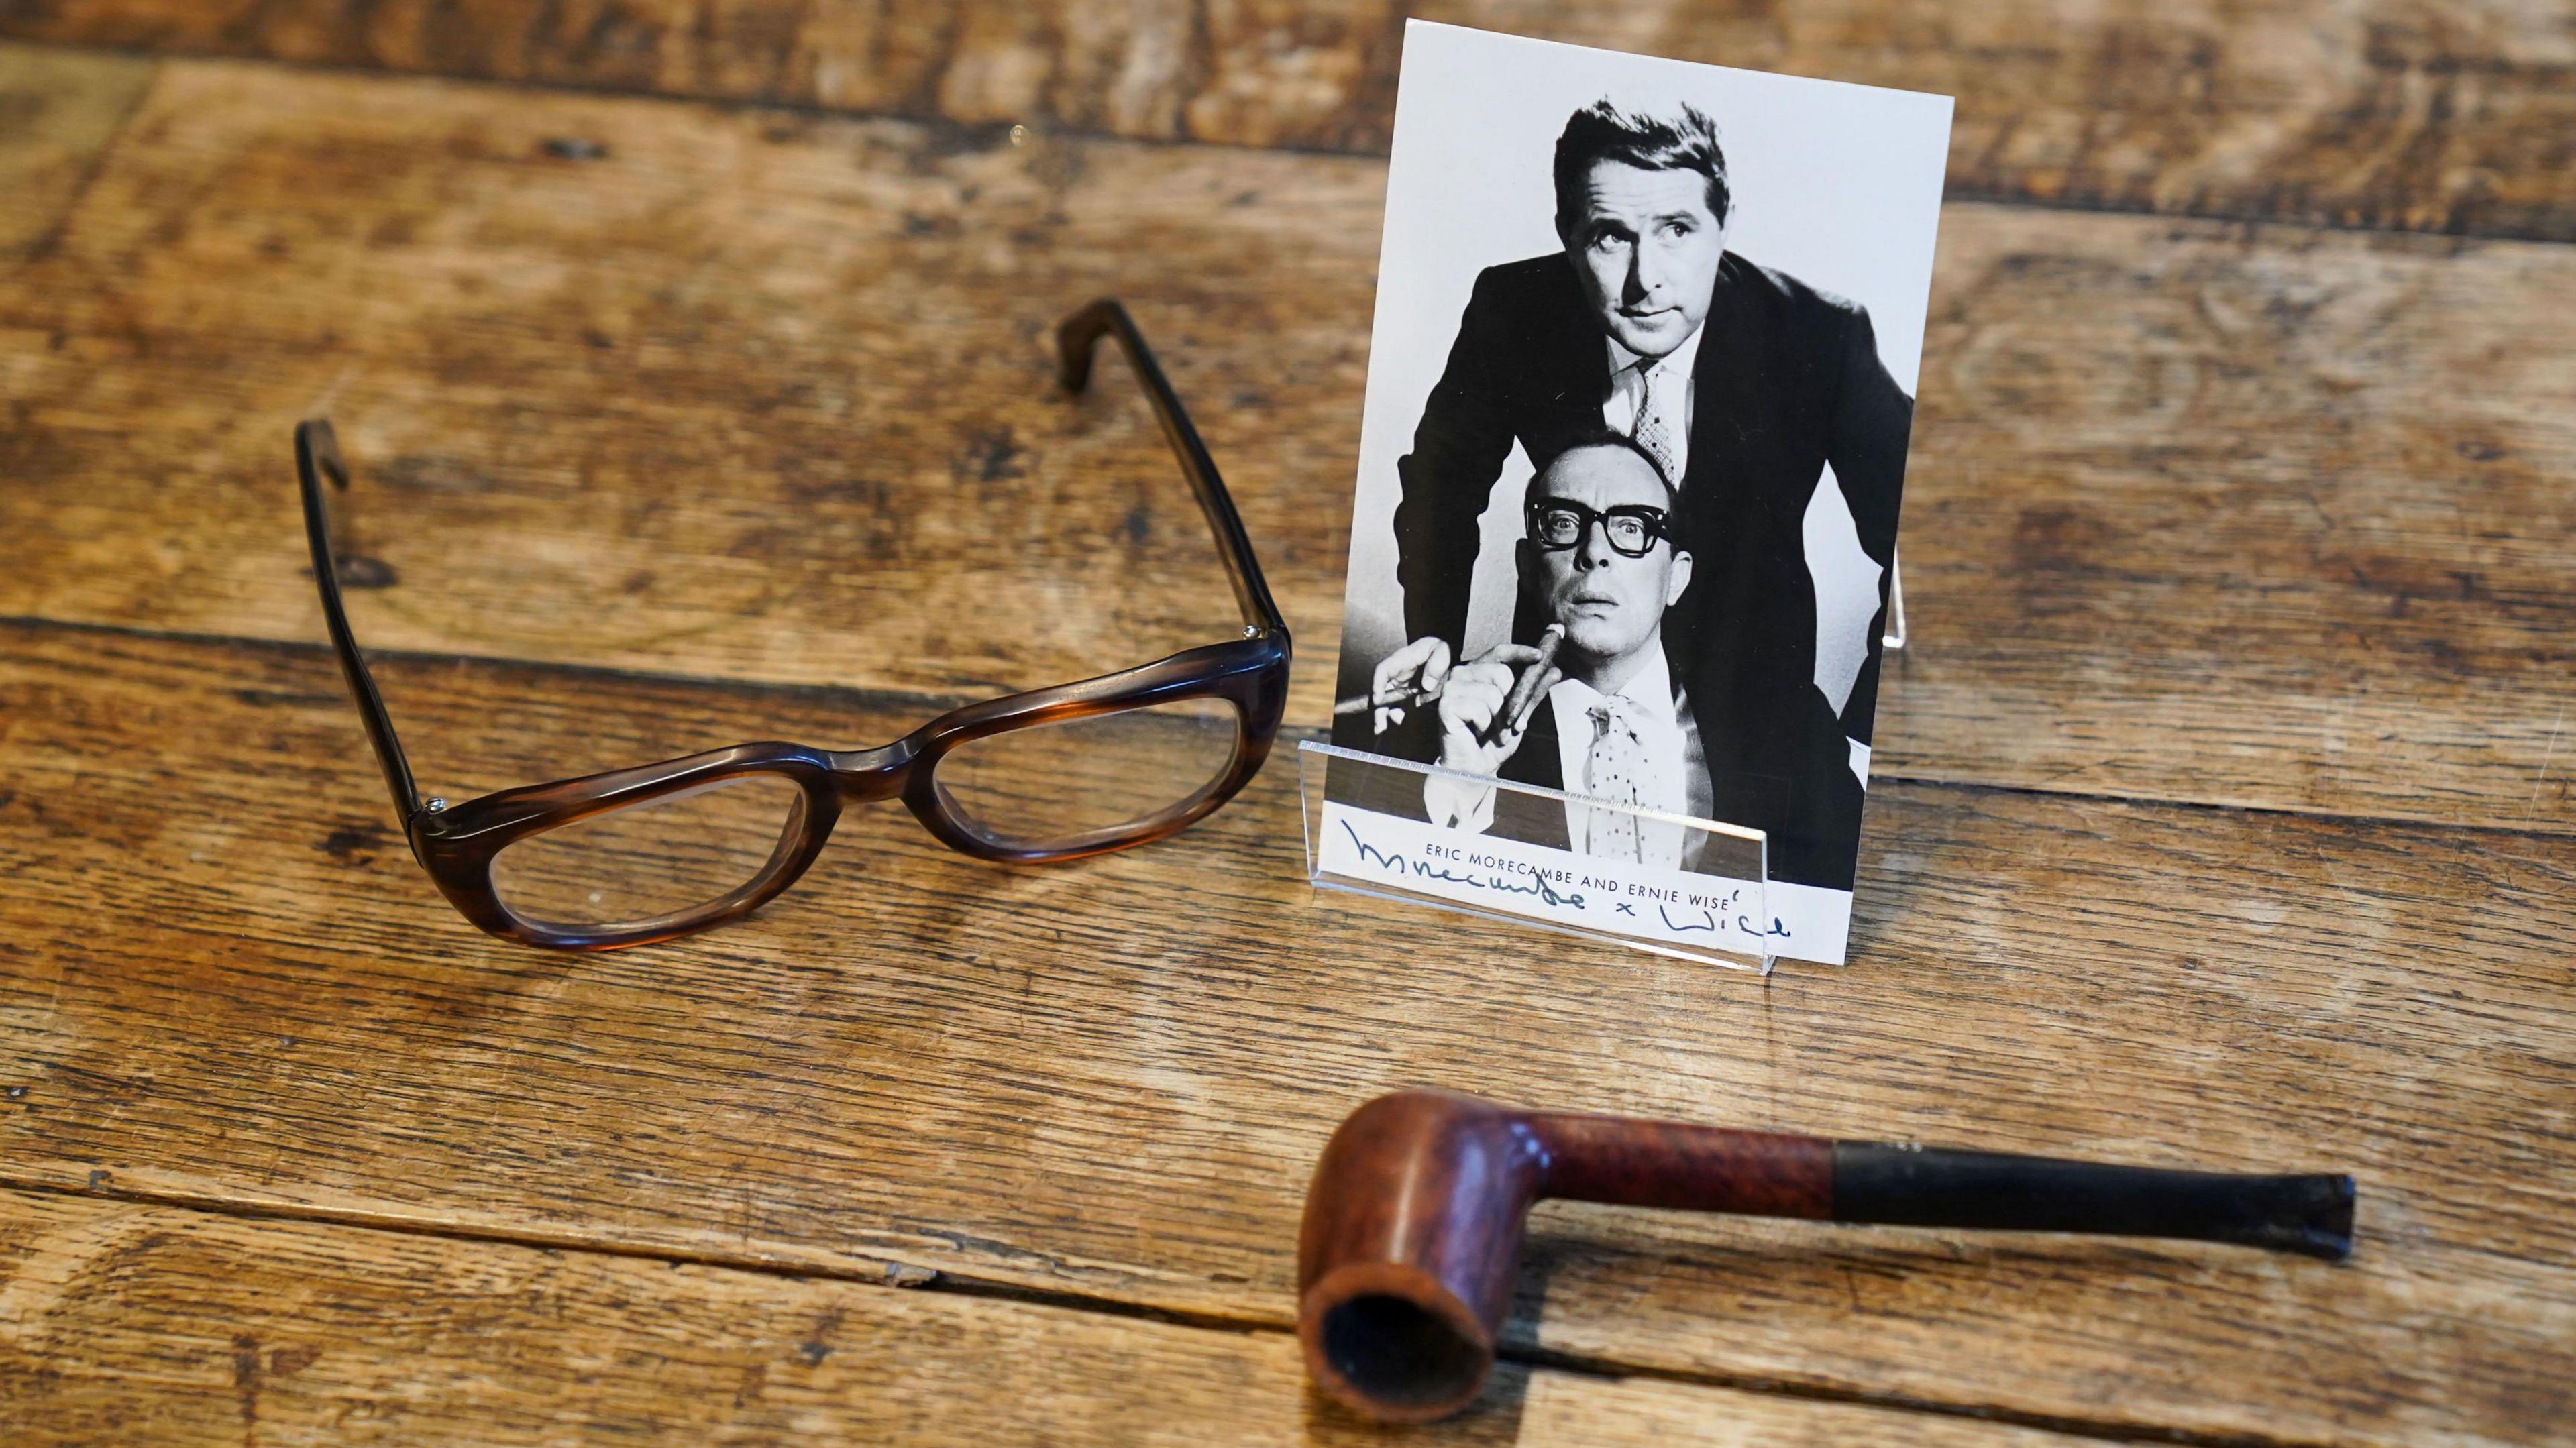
[
  {"x1": 295, "y1": 419, "x2": 423, "y2": 824},
  {"x1": 1055, "y1": 299, "x2": 1287, "y2": 636}
]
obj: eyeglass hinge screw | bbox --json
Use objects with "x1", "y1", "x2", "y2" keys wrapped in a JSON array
[
  {"x1": 1242, "y1": 626, "x2": 1260, "y2": 638},
  {"x1": 425, "y1": 797, "x2": 448, "y2": 813}
]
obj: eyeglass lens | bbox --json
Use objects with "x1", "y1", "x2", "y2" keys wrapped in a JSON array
[
  {"x1": 490, "y1": 775, "x2": 809, "y2": 932},
  {"x1": 1533, "y1": 503, "x2": 1659, "y2": 556},
  {"x1": 934, "y1": 698, "x2": 1242, "y2": 852}
]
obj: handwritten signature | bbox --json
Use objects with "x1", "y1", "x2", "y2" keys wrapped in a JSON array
[
  {"x1": 1339, "y1": 820, "x2": 1589, "y2": 909},
  {"x1": 1335, "y1": 819, "x2": 1792, "y2": 944},
  {"x1": 1657, "y1": 903, "x2": 1794, "y2": 940}
]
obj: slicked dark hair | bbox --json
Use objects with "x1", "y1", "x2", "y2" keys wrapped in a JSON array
[
  {"x1": 1532, "y1": 426, "x2": 1682, "y2": 514},
  {"x1": 1552, "y1": 99, "x2": 1731, "y2": 237}
]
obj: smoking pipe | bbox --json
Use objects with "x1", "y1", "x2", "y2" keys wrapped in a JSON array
[{"x1": 1297, "y1": 1089, "x2": 2355, "y2": 1422}]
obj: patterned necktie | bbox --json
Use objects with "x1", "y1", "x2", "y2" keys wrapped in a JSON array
[
  {"x1": 1584, "y1": 700, "x2": 1647, "y2": 861},
  {"x1": 1629, "y1": 360, "x2": 1677, "y2": 484}
]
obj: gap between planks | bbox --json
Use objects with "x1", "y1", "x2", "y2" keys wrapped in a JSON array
[
  {"x1": 5, "y1": 610, "x2": 2561, "y2": 848},
  {"x1": 0, "y1": 1167, "x2": 2354, "y2": 1448}
]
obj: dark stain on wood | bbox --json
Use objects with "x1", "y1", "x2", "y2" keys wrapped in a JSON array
[
  {"x1": 953, "y1": 425, "x2": 1030, "y2": 484},
  {"x1": 232, "y1": 1333, "x2": 262, "y2": 1443},
  {"x1": 320, "y1": 822, "x2": 393, "y2": 864}
]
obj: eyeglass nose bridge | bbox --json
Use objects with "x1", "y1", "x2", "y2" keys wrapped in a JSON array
[
  {"x1": 1572, "y1": 514, "x2": 1624, "y2": 566},
  {"x1": 825, "y1": 740, "x2": 918, "y2": 801}
]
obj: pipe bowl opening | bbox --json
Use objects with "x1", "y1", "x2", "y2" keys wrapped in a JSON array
[{"x1": 1318, "y1": 1292, "x2": 1491, "y2": 1416}]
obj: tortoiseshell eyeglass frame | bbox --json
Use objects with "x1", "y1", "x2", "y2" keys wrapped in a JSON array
[{"x1": 298, "y1": 299, "x2": 1291, "y2": 952}]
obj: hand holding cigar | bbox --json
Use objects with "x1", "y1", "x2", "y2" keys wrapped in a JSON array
[
  {"x1": 1336, "y1": 634, "x2": 1455, "y2": 733},
  {"x1": 1334, "y1": 628, "x2": 1565, "y2": 744},
  {"x1": 1415, "y1": 626, "x2": 1563, "y2": 777},
  {"x1": 1332, "y1": 682, "x2": 1437, "y2": 718},
  {"x1": 1481, "y1": 624, "x2": 1564, "y2": 744}
]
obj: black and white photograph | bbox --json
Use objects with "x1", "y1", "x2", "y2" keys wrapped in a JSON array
[{"x1": 1327, "y1": 23, "x2": 1951, "y2": 964}]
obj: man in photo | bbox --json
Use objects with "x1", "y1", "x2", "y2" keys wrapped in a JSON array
[
  {"x1": 1368, "y1": 98, "x2": 1911, "y2": 889},
  {"x1": 1383, "y1": 433, "x2": 1829, "y2": 875}
]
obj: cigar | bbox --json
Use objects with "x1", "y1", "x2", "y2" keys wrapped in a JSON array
[
  {"x1": 1332, "y1": 685, "x2": 1440, "y2": 718},
  {"x1": 1331, "y1": 624, "x2": 1565, "y2": 733},
  {"x1": 1480, "y1": 624, "x2": 1564, "y2": 745}
]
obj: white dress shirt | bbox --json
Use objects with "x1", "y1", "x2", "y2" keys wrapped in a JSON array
[
  {"x1": 1602, "y1": 323, "x2": 1704, "y2": 487},
  {"x1": 1423, "y1": 645, "x2": 1691, "y2": 863}
]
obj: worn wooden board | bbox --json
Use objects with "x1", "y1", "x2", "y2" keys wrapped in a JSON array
[
  {"x1": 1, "y1": 1189, "x2": 2108, "y2": 1446},
  {"x1": 1, "y1": 619, "x2": 2569, "y2": 1448},
  {"x1": 1, "y1": 58, "x2": 2571, "y2": 834},
  {"x1": 3, "y1": 1, "x2": 2572, "y2": 239},
  {"x1": 0, "y1": 44, "x2": 152, "y2": 264}
]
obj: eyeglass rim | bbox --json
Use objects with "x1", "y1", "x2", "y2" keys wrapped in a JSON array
[
  {"x1": 408, "y1": 655, "x2": 1279, "y2": 950},
  {"x1": 1523, "y1": 495, "x2": 1673, "y2": 557},
  {"x1": 298, "y1": 298, "x2": 1291, "y2": 952}
]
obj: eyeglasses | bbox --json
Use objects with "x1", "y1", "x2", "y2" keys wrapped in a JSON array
[
  {"x1": 299, "y1": 300, "x2": 1291, "y2": 951},
  {"x1": 1525, "y1": 496, "x2": 1672, "y2": 558}
]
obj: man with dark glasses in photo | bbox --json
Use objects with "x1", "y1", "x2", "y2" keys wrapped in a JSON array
[
  {"x1": 1367, "y1": 429, "x2": 1865, "y2": 887},
  {"x1": 1375, "y1": 434, "x2": 1712, "y2": 869}
]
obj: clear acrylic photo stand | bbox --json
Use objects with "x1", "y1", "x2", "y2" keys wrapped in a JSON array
[
  {"x1": 1882, "y1": 550, "x2": 1907, "y2": 649},
  {"x1": 1298, "y1": 741, "x2": 1775, "y2": 974}
]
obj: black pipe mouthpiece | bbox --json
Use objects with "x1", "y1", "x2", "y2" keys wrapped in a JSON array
[{"x1": 1832, "y1": 1143, "x2": 2355, "y2": 1261}]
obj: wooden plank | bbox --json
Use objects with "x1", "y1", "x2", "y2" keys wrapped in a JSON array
[
  {"x1": 0, "y1": 45, "x2": 153, "y2": 264},
  {"x1": 1890, "y1": 217, "x2": 2576, "y2": 832},
  {"x1": 3, "y1": 1, "x2": 2571, "y2": 239},
  {"x1": 1, "y1": 60, "x2": 2571, "y2": 832},
  {"x1": 0, "y1": 620, "x2": 2569, "y2": 1447},
  {"x1": 0, "y1": 1190, "x2": 2099, "y2": 1446}
]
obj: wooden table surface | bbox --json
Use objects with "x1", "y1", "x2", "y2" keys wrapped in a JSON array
[{"x1": 1, "y1": 4, "x2": 2569, "y2": 1444}]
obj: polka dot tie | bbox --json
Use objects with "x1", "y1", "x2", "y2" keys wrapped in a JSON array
[
  {"x1": 1629, "y1": 361, "x2": 1677, "y2": 484},
  {"x1": 1584, "y1": 700, "x2": 1647, "y2": 861}
]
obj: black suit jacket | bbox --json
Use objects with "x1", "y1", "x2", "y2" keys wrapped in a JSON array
[{"x1": 1381, "y1": 251, "x2": 1908, "y2": 889}]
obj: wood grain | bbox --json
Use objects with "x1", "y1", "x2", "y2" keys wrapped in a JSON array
[
  {"x1": 0, "y1": 44, "x2": 152, "y2": 264},
  {"x1": 1, "y1": 618, "x2": 2569, "y2": 1447},
  {"x1": 3, "y1": 1, "x2": 2571, "y2": 239},
  {"x1": 0, "y1": 56, "x2": 2570, "y2": 832},
  {"x1": 0, "y1": 1189, "x2": 2105, "y2": 1446}
]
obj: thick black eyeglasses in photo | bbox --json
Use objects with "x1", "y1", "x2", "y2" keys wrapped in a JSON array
[
  {"x1": 1525, "y1": 496, "x2": 1674, "y2": 558},
  {"x1": 299, "y1": 300, "x2": 1291, "y2": 951}
]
